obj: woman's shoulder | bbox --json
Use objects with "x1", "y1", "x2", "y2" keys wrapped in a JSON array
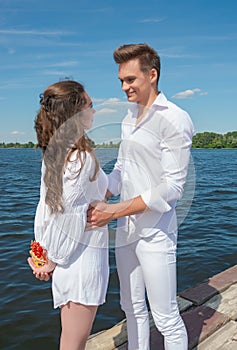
[{"x1": 66, "y1": 150, "x2": 96, "y2": 175}]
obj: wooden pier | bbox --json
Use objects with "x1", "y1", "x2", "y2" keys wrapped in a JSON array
[{"x1": 86, "y1": 264, "x2": 237, "y2": 349}]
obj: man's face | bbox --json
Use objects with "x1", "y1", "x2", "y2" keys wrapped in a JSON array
[{"x1": 118, "y1": 58, "x2": 154, "y2": 106}]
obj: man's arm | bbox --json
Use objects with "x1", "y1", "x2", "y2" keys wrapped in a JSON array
[
  {"x1": 140, "y1": 111, "x2": 194, "y2": 213},
  {"x1": 86, "y1": 195, "x2": 147, "y2": 228}
]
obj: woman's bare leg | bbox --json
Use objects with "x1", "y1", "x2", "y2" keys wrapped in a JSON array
[{"x1": 60, "y1": 302, "x2": 98, "y2": 350}]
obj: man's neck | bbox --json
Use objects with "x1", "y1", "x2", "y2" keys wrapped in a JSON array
[{"x1": 136, "y1": 91, "x2": 159, "y2": 124}]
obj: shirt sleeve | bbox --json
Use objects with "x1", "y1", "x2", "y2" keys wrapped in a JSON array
[
  {"x1": 35, "y1": 205, "x2": 88, "y2": 265},
  {"x1": 107, "y1": 121, "x2": 125, "y2": 196},
  {"x1": 107, "y1": 148, "x2": 122, "y2": 196},
  {"x1": 141, "y1": 111, "x2": 194, "y2": 213},
  {"x1": 34, "y1": 152, "x2": 95, "y2": 265}
]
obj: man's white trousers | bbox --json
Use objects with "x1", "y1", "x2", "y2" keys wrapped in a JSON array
[{"x1": 116, "y1": 232, "x2": 188, "y2": 350}]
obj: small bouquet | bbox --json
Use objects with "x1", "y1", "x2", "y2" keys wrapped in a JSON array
[{"x1": 29, "y1": 241, "x2": 47, "y2": 268}]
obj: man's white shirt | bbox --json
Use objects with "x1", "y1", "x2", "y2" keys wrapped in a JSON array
[{"x1": 108, "y1": 92, "x2": 195, "y2": 246}]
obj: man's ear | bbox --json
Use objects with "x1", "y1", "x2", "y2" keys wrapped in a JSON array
[{"x1": 150, "y1": 68, "x2": 158, "y2": 84}]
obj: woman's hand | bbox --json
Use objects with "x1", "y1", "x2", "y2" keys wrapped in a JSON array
[
  {"x1": 27, "y1": 257, "x2": 56, "y2": 282},
  {"x1": 86, "y1": 201, "x2": 115, "y2": 229},
  {"x1": 86, "y1": 196, "x2": 147, "y2": 230}
]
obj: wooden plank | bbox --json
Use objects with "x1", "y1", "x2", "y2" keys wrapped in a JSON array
[
  {"x1": 204, "y1": 284, "x2": 237, "y2": 321},
  {"x1": 86, "y1": 320, "x2": 127, "y2": 350},
  {"x1": 87, "y1": 296, "x2": 193, "y2": 350},
  {"x1": 179, "y1": 281, "x2": 218, "y2": 306},
  {"x1": 86, "y1": 266, "x2": 237, "y2": 349},
  {"x1": 208, "y1": 265, "x2": 237, "y2": 292},
  {"x1": 180, "y1": 265, "x2": 237, "y2": 306},
  {"x1": 194, "y1": 320, "x2": 237, "y2": 350},
  {"x1": 182, "y1": 305, "x2": 230, "y2": 349}
]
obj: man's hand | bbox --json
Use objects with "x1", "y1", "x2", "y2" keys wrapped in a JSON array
[
  {"x1": 86, "y1": 201, "x2": 115, "y2": 229},
  {"x1": 86, "y1": 196, "x2": 147, "y2": 230}
]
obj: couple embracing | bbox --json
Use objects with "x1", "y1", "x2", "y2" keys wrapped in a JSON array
[{"x1": 28, "y1": 43, "x2": 194, "y2": 350}]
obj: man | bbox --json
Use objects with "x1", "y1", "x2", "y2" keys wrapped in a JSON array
[{"x1": 87, "y1": 43, "x2": 194, "y2": 349}]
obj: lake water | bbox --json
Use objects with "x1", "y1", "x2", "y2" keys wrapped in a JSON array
[{"x1": 0, "y1": 148, "x2": 236, "y2": 349}]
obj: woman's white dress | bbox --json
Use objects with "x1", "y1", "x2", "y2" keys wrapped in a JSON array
[{"x1": 34, "y1": 151, "x2": 109, "y2": 308}]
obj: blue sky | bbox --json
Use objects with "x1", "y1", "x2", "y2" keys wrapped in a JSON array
[{"x1": 0, "y1": 0, "x2": 236, "y2": 144}]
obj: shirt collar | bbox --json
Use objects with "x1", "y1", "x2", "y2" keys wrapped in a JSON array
[
  {"x1": 128, "y1": 91, "x2": 168, "y2": 115},
  {"x1": 151, "y1": 91, "x2": 169, "y2": 110}
]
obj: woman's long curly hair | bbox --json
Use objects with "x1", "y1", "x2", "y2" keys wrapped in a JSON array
[{"x1": 34, "y1": 80, "x2": 99, "y2": 214}]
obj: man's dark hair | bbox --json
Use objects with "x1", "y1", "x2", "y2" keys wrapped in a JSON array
[{"x1": 113, "y1": 43, "x2": 161, "y2": 84}]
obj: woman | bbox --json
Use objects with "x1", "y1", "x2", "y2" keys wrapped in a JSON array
[{"x1": 28, "y1": 80, "x2": 109, "y2": 350}]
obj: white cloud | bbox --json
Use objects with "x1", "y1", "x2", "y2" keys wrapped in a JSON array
[
  {"x1": 92, "y1": 97, "x2": 125, "y2": 105},
  {"x1": 103, "y1": 97, "x2": 121, "y2": 104},
  {"x1": 41, "y1": 70, "x2": 71, "y2": 76},
  {"x1": 0, "y1": 29, "x2": 72, "y2": 36},
  {"x1": 0, "y1": 60, "x2": 79, "y2": 70},
  {"x1": 95, "y1": 108, "x2": 117, "y2": 115},
  {"x1": 139, "y1": 17, "x2": 166, "y2": 23},
  {"x1": 92, "y1": 98, "x2": 106, "y2": 103},
  {"x1": 47, "y1": 61, "x2": 79, "y2": 68},
  {"x1": 158, "y1": 48, "x2": 200, "y2": 59},
  {"x1": 172, "y1": 88, "x2": 208, "y2": 99},
  {"x1": 10, "y1": 130, "x2": 24, "y2": 135}
]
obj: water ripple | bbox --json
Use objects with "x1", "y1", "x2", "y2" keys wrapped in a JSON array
[{"x1": 0, "y1": 148, "x2": 237, "y2": 349}]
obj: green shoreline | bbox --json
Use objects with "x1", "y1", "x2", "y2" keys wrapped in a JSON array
[
  {"x1": 1, "y1": 131, "x2": 237, "y2": 149},
  {"x1": 1, "y1": 145, "x2": 237, "y2": 150}
]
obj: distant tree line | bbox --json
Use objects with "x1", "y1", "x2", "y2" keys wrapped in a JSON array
[
  {"x1": 96, "y1": 141, "x2": 121, "y2": 148},
  {"x1": 0, "y1": 141, "x2": 35, "y2": 148},
  {"x1": 0, "y1": 140, "x2": 120, "y2": 149},
  {"x1": 1, "y1": 132, "x2": 237, "y2": 149},
  {"x1": 192, "y1": 131, "x2": 237, "y2": 148}
]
